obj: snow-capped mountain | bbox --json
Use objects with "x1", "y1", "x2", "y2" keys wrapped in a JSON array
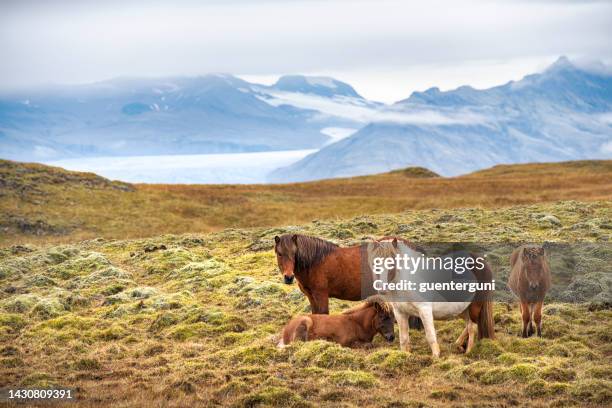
[
  {"x1": 270, "y1": 75, "x2": 363, "y2": 98},
  {"x1": 269, "y1": 57, "x2": 612, "y2": 182},
  {"x1": 1, "y1": 57, "x2": 611, "y2": 182},
  {"x1": 0, "y1": 74, "x2": 365, "y2": 161}
]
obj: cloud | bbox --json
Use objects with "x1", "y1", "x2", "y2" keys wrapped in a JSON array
[
  {"x1": 257, "y1": 89, "x2": 487, "y2": 125},
  {"x1": 1, "y1": 0, "x2": 611, "y2": 101}
]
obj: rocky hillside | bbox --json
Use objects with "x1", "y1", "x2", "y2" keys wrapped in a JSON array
[{"x1": 0, "y1": 202, "x2": 610, "y2": 406}]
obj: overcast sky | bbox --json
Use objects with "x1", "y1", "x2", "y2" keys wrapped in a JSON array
[{"x1": 1, "y1": 0, "x2": 611, "y2": 102}]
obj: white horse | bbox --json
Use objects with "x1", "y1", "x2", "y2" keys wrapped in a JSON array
[{"x1": 368, "y1": 238, "x2": 495, "y2": 357}]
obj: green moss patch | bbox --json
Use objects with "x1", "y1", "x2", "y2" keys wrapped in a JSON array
[
  {"x1": 569, "y1": 380, "x2": 612, "y2": 404},
  {"x1": 291, "y1": 341, "x2": 364, "y2": 370},
  {"x1": 238, "y1": 386, "x2": 306, "y2": 407},
  {"x1": 467, "y1": 339, "x2": 504, "y2": 360},
  {"x1": 330, "y1": 370, "x2": 379, "y2": 388}
]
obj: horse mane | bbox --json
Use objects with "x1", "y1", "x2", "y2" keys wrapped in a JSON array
[
  {"x1": 278, "y1": 234, "x2": 338, "y2": 273},
  {"x1": 376, "y1": 236, "x2": 423, "y2": 253},
  {"x1": 368, "y1": 236, "x2": 425, "y2": 271},
  {"x1": 342, "y1": 295, "x2": 392, "y2": 316},
  {"x1": 368, "y1": 240, "x2": 398, "y2": 260}
]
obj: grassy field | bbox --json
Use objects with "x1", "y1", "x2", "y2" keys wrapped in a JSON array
[
  {"x1": 0, "y1": 200, "x2": 610, "y2": 407},
  {"x1": 0, "y1": 159, "x2": 610, "y2": 406},
  {"x1": 2, "y1": 159, "x2": 612, "y2": 246}
]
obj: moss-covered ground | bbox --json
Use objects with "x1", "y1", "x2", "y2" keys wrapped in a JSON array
[{"x1": 1, "y1": 200, "x2": 610, "y2": 407}]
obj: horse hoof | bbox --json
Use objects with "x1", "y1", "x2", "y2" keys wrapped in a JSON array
[{"x1": 455, "y1": 344, "x2": 466, "y2": 353}]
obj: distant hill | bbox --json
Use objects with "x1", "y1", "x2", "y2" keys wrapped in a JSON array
[
  {"x1": 269, "y1": 57, "x2": 612, "y2": 182},
  {"x1": 1, "y1": 159, "x2": 610, "y2": 246},
  {"x1": 0, "y1": 159, "x2": 132, "y2": 194}
]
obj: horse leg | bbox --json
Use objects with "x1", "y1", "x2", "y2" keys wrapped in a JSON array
[
  {"x1": 465, "y1": 319, "x2": 478, "y2": 354},
  {"x1": 520, "y1": 301, "x2": 530, "y2": 338},
  {"x1": 418, "y1": 307, "x2": 440, "y2": 358},
  {"x1": 396, "y1": 312, "x2": 411, "y2": 353},
  {"x1": 527, "y1": 303, "x2": 535, "y2": 337},
  {"x1": 533, "y1": 301, "x2": 543, "y2": 337},
  {"x1": 455, "y1": 311, "x2": 470, "y2": 352},
  {"x1": 464, "y1": 303, "x2": 480, "y2": 354},
  {"x1": 455, "y1": 326, "x2": 468, "y2": 352},
  {"x1": 306, "y1": 293, "x2": 318, "y2": 313},
  {"x1": 299, "y1": 283, "x2": 317, "y2": 314},
  {"x1": 311, "y1": 291, "x2": 329, "y2": 315}
]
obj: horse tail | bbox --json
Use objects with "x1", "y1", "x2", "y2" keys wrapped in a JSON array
[
  {"x1": 409, "y1": 316, "x2": 423, "y2": 330},
  {"x1": 472, "y1": 252, "x2": 495, "y2": 339},
  {"x1": 478, "y1": 301, "x2": 495, "y2": 339}
]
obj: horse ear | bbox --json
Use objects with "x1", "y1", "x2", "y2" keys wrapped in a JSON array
[
  {"x1": 274, "y1": 236, "x2": 280, "y2": 244},
  {"x1": 392, "y1": 238, "x2": 398, "y2": 249},
  {"x1": 291, "y1": 234, "x2": 298, "y2": 246}
]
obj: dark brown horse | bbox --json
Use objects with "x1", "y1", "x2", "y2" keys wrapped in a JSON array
[
  {"x1": 273, "y1": 234, "x2": 423, "y2": 329},
  {"x1": 278, "y1": 296, "x2": 395, "y2": 348},
  {"x1": 508, "y1": 245, "x2": 551, "y2": 337},
  {"x1": 274, "y1": 234, "x2": 360, "y2": 314}
]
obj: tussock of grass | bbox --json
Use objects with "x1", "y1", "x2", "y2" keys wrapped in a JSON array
[
  {"x1": 237, "y1": 386, "x2": 306, "y2": 408},
  {"x1": 466, "y1": 339, "x2": 504, "y2": 360},
  {"x1": 541, "y1": 365, "x2": 576, "y2": 382},
  {"x1": 292, "y1": 340, "x2": 364, "y2": 370},
  {"x1": 330, "y1": 370, "x2": 379, "y2": 388},
  {"x1": 569, "y1": 379, "x2": 612, "y2": 404},
  {"x1": 367, "y1": 349, "x2": 431, "y2": 374},
  {"x1": 73, "y1": 358, "x2": 101, "y2": 370}
]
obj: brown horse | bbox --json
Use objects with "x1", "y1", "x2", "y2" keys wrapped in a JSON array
[
  {"x1": 508, "y1": 245, "x2": 551, "y2": 337},
  {"x1": 278, "y1": 296, "x2": 395, "y2": 348},
  {"x1": 273, "y1": 234, "x2": 424, "y2": 332},
  {"x1": 274, "y1": 234, "x2": 360, "y2": 314}
]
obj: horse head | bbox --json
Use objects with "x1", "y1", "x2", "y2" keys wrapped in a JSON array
[
  {"x1": 522, "y1": 246, "x2": 546, "y2": 290},
  {"x1": 274, "y1": 235, "x2": 297, "y2": 284},
  {"x1": 372, "y1": 300, "x2": 395, "y2": 342}
]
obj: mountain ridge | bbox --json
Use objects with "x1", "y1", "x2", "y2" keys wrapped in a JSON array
[
  {"x1": 269, "y1": 57, "x2": 612, "y2": 182},
  {"x1": 0, "y1": 73, "x2": 362, "y2": 161},
  {"x1": 1, "y1": 57, "x2": 611, "y2": 181}
]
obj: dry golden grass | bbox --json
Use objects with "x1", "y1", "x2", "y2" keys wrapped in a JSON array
[{"x1": 1, "y1": 159, "x2": 611, "y2": 246}]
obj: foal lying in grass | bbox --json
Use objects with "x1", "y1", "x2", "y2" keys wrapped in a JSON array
[{"x1": 278, "y1": 296, "x2": 395, "y2": 348}]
